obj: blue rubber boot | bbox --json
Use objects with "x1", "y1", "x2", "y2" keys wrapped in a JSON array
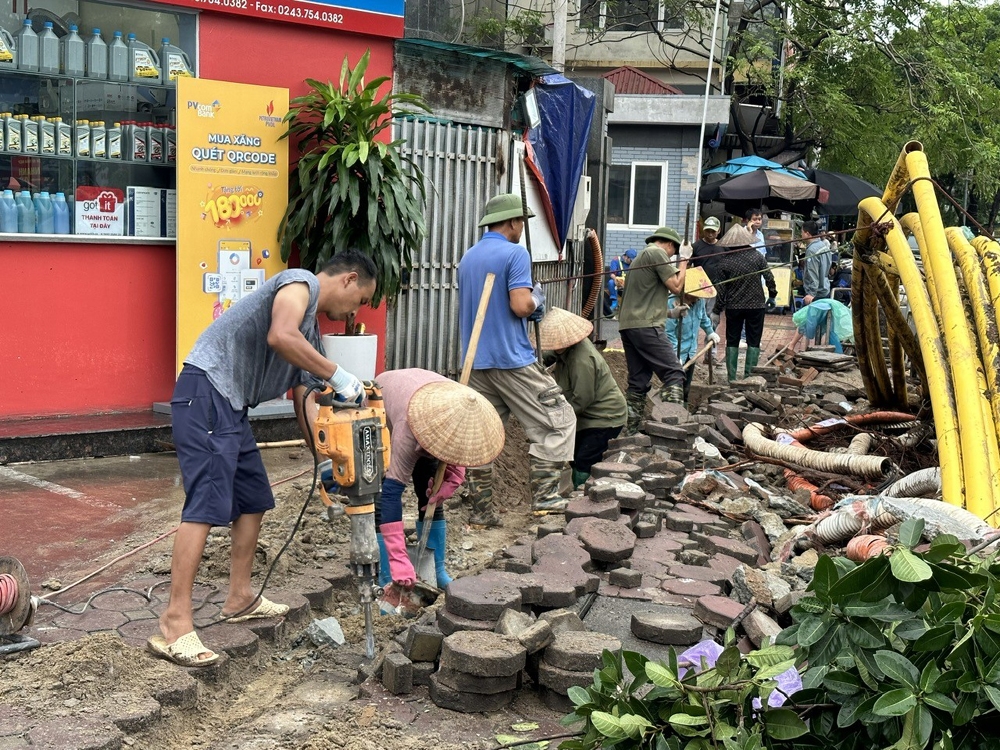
[
  {"x1": 376, "y1": 533, "x2": 391, "y2": 587},
  {"x1": 418, "y1": 519, "x2": 452, "y2": 588}
]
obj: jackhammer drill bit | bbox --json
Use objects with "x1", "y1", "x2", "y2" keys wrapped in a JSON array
[{"x1": 345, "y1": 502, "x2": 380, "y2": 659}]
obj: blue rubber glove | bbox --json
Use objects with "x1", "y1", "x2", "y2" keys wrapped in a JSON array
[
  {"x1": 327, "y1": 365, "x2": 364, "y2": 406},
  {"x1": 528, "y1": 283, "x2": 546, "y2": 322}
]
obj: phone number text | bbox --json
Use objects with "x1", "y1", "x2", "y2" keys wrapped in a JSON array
[{"x1": 188, "y1": 0, "x2": 345, "y2": 23}]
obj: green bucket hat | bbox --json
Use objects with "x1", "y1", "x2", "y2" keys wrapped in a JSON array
[
  {"x1": 478, "y1": 193, "x2": 536, "y2": 227},
  {"x1": 645, "y1": 226, "x2": 683, "y2": 246}
]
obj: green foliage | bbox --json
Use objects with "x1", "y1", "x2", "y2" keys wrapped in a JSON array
[
  {"x1": 562, "y1": 519, "x2": 1000, "y2": 749},
  {"x1": 278, "y1": 50, "x2": 430, "y2": 305}
]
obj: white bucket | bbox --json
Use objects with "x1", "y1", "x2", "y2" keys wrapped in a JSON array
[{"x1": 322, "y1": 333, "x2": 378, "y2": 381}]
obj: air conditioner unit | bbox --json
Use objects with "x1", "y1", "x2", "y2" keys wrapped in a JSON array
[{"x1": 572, "y1": 175, "x2": 592, "y2": 242}]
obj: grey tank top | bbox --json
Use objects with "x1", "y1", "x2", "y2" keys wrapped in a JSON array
[{"x1": 185, "y1": 269, "x2": 324, "y2": 410}]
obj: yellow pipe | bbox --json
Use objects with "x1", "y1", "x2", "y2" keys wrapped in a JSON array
[
  {"x1": 859, "y1": 198, "x2": 964, "y2": 510},
  {"x1": 881, "y1": 140, "x2": 924, "y2": 214},
  {"x1": 971, "y1": 236, "x2": 1000, "y2": 323},
  {"x1": 905, "y1": 150, "x2": 994, "y2": 520},
  {"x1": 886, "y1": 272, "x2": 908, "y2": 403},
  {"x1": 899, "y1": 215, "x2": 943, "y2": 329}
]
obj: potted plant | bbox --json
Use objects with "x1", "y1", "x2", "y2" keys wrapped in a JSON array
[{"x1": 278, "y1": 50, "x2": 429, "y2": 375}]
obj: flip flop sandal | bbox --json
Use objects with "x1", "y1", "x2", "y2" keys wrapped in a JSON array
[
  {"x1": 222, "y1": 596, "x2": 289, "y2": 623},
  {"x1": 146, "y1": 631, "x2": 219, "y2": 668}
]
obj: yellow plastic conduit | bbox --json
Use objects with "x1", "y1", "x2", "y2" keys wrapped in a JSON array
[
  {"x1": 904, "y1": 149, "x2": 994, "y2": 519},
  {"x1": 858, "y1": 197, "x2": 964, "y2": 509},
  {"x1": 971, "y1": 237, "x2": 1000, "y2": 321}
]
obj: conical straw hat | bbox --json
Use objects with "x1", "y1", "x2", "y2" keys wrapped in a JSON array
[
  {"x1": 718, "y1": 225, "x2": 755, "y2": 248},
  {"x1": 534, "y1": 307, "x2": 593, "y2": 351},
  {"x1": 684, "y1": 266, "x2": 716, "y2": 298},
  {"x1": 407, "y1": 381, "x2": 505, "y2": 467}
]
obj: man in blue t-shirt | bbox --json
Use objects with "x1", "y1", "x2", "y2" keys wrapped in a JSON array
[{"x1": 457, "y1": 193, "x2": 577, "y2": 525}]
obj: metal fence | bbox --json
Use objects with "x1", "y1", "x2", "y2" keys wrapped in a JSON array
[{"x1": 387, "y1": 117, "x2": 585, "y2": 376}]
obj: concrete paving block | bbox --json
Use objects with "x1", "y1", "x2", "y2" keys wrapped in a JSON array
[
  {"x1": 532, "y1": 533, "x2": 590, "y2": 564},
  {"x1": 590, "y1": 461, "x2": 643, "y2": 481},
  {"x1": 151, "y1": 672, "x2": 200, "y2": 708},
  {"x1": 544, "y1": 631, "x2": 622, "y2": 672},
  {"x1": 650, "y1": 402, "x2": 691, "y2": 424},
  {"x1": 660, "y1": 577, "x2": 722, "y2": 598},
  {"x1": 537, "y1": 522, "x2": 565, "y2": 538},
  {"x1": 538, "y1": 609, "x2": 585, "y2": 634},
  {"x1": 404, "y1": 624, "x2": 444, "y2": 662},
  {"x1": 495, "y1": 608, "x2": 534, "y2": 638},
  {"x1": 52, "y1": 608, "x2": 128, "y2": 632},
  {"x1": 436, "y1": 608, "x2": 497, "y2": 637},
  {"x1": 206, "y1": 623, "x2": 260, "y2": 658},
  {"x1": 774, "y1": 590, "x2": 806, "y2": 614},
  {"x1": 479, "y1": 569, "x2": 544, "y2": 605},
  {"x1": 538, "y1": 660, "x2": 595, "y2": 694},
  {"x1": 609, "y1": 567, "x2": 643, "y2": 589},
  {"x1": 667, "y1": 564, "x2": 728, "y2": 586},
  {"x1": 715, "y1": 414, "x2": 744, "y2": 444},
  {"x1": 700, "y1": 535, "x2": 760, "y2": 565},
  {"x1": 644, "y1": 422, "x2": 692, "y2": 441},
  {"x1": 440, "y1": 631, "x2": 526, "y2": 677},
  {"x1": 679, "y1": 549, "x2": 710, "y2": 567},
  {"x1": 578, "y1": 519, "x2": 636, "y2": 563},
  {"x1": 435, "y1": 666, "x2": 521, "y2": 694},
  {"x1": 708, "y1": 554, "x2": 744, "y2": 582},
  {"x1": 564, "y1": 496, "x2": 621, "y2": 522},
  {"x1": 383, "y1": 652, "x2": 413, "y2": 695},
  {"x1": 582, "y1": 597, "x2": 683, "y2": 665},
  {"x1": 89, "y1": 589, "x2": 151, "y2": 612},
  {"x1": 412, "y1": 661, "x2": 435, "y2": 687},
  {"x1": 444, "y1": 573, "x2": 522, "y2": 621},
  {"x1": 517, "y1": 620, "x2": 554, "y2": 654},
  {"x1": 428, "y1": 674, "x2": 516, "y2": 713},
  {"x1": 27, "y1": 717, "x2": 123, "y2": 750},
  {"x1": 634, "y1": 521, "x2": 657, "y2": 539},
  {"x1": 289, "y1": 576, "x2": 335, "y2": 612},
  {"x1": 540, "y1": 685, "x2": 577, "y2": 712},
  {"x1": 0, "y1": 706, "x2": 32, "y2": 737},
  {"x1": 631, "y1": 610, "x2": 703, "y2": 646},
  {"x1": 741, "y1": 520, "x2": 773, "y2": 565},
  {"x1": 101, "y1": 695, "x2": 161, "y2": 733},
  {"x1": 695, "y1": 595, "x2": 746, "y2": 629},
  {"x1": 743, "y1": 609, "x2": 782, "y2": 647},
  {"x1": 608, "y1": 434, "x2": 652, "y2": 450}
]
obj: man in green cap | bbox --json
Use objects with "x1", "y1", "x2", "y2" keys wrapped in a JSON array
[
  {"x1": 456, "y1": 193, "x2": 577, "y2": 525},
  {"x1": 618, "y1": 225, "x2": 690, "y2": 434}
]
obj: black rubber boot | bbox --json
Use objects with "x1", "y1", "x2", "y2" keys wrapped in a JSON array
[
  {"x1": 623, "y1": 391, "x2": 646, "y2": 436},
  {"x1": 466, "y1": 466, "x2": 502, "y2": 527}
]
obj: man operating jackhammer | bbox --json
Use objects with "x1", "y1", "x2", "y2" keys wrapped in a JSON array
[
  {"x1": 373, "y1": 368, "x2": 503, "y2": 590},
  {"x1": 457, "y1": 193, "x2": 577, "y2": 524}
]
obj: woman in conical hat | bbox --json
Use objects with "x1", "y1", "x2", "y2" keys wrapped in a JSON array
[
  {"x1": 535, "y1": 308, "x2": 626, "y2": 489},
  {"x1": 665, "y1": 266, "x2": 721, "y2": 398},
  {"x1": 373, "y1": 368, "x2": 504, "y2": 590}
]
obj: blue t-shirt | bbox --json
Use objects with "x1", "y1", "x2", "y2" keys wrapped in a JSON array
[{"x1": 457, "y1": 231, "x2": 536, "y2": 370}]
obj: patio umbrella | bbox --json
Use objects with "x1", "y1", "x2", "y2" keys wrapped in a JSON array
[
  {"x1": 700, "y1": 169, "x2": 829, "y2": 216},
  {"x1": 704, "y1": 155, "x2": 807, "y2": 179},
  {"x1": 803, "y1": 168, "x2": 882, "y2": 216}
]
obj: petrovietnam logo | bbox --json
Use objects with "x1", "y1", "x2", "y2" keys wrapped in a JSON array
[
  {"x1": 187, "y1": 99, "x2": 221, "y2": 118},
  {"x1": 259, "y1": 100, "x2": 282, "y2": 128}
]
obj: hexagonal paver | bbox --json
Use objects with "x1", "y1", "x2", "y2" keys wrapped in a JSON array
[
  {"x1": 544, "y1": 631, "x2": 622, "y2": 672},
  {"x1": 631, "y1": 611, "x2": 702, "y2": 645},
  {"x1": 577, "y1": 519, "x2": 636, "y2": 563},
  {"x1": 443, "y1": 573, "x2": 522, "y2": 622},
  {"x1": 440, "y1": 631, "x2": 526, "y2": 677}
]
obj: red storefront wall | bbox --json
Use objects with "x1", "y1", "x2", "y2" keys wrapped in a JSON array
[{"x1": 0, "y1": 15, "x2": 391, "y2": 420}]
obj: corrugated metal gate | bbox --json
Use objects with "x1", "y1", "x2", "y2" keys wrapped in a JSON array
[{"x1": 388, "y1": 117, "x2": 585, "y2": 376}]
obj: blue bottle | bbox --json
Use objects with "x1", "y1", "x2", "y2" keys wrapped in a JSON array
[
  {"x1": 52, "y1": 192, "x2": 70, "y2": 234},
  {"x1": 34, "y1": 191, "x2": 54, "y2": 233},
  {"x1": 0, "y1": 190, "x2": 17, "y2": 233},
  {"x1": 16, "y1": 190, "x2": 34, "y2": 233}
]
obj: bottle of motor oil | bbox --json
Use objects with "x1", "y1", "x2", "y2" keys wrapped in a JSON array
[
  {"x1": 158, "y1": 38, "x2": 193, "y2": 84},
  {"x1": 38, "y1": 21, "x2": 59, "y2": 74},
  {"x1": 34, "y1": 191, "x2": 53, "y2": 233},
  {"x1": 133, "y1": 122, "x2": 148, "y2": 162},
  {"x1": 61, "y1": 25, "x2": 85, "y2": 77},
  {"x1": 148, "y1": 123, "x2": 164, "y2": 163},
  {"x1": 165, "y1": 124, "x2": 176, "y2": 162},
  {"x1": 16, "y1": 190, "x2": 34, "y2": 232},
  {"x1": 75, "y1": 119, "x2": 90, "y2": 157},
  {"x1": 85, "y1": 28, "x2": 107, "y2": 79},
  {"x1": 54, "y1": 116, "x2": 71, "y2": 155},
  {"x1": 107, "y1": 31, "x2": 127, "y2": 81},
  {"x1": 16, "y1": 19, "x2": 38, "y2": 72},
  {"x1": 127, "y1": 33, "x2": 161, "y2": 84},
  {"x1": 0, "y1": 190, "x2": 17, "y2": 232},
  {"x1": 0, "y1": 25, "x2": 18, "y2": 70},
  {"x1": 52, "y1": 191, "x2": 69, "y2": 233},
  {"x1": 38, "y1": 116, "x2": 54, "y2": 153},
  {"x1": 91, "y1": 120, "x2": 106, "y2": 158},
  {"x1": 4, "y1": 112, "x2": 21, "y2": 152},
  {"x1": 108, "y1": 121, "x2": 121, "y2": 159},
  {"x1": 22, "y1": 115, "x2": 38, "y2": 154}
]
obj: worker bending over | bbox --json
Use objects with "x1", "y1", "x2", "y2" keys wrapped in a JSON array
[
  {"x1": 537, "y1": 308, "x2": 626, "y2": 488},
  {"x1": 665, "y1": 266, "x2": 721, "y2": 399}
]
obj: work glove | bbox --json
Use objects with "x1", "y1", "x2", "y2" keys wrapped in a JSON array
[
  {"x1": 427, "y1": 464, "x2": 466, "y2": 507},
  {"x1": 327, "y1": 365, "x2": 365, "y2": 407},
  {"x1": 678, "y1": 242, "x2": 693, "y2": 261},
  {"x1": 666, "y1": 304, "x2": 690, "y2": 319},
  {"x1": 379, "y1": 521, "x2": 416, "y2": 588},
  {"x1": 766, "y1": 297, "x2": 777, "y2": 311},
  {"x1": 707, "y1": 332, "x2": 721, "y2": 345},
  {"x1": 528, "y1": 283, "x2": 546, "y2": 322}
]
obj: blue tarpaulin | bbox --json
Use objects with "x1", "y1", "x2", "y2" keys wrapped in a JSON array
[{"x1": 525, "y1": 74, "x2": 596, "y2": 248}]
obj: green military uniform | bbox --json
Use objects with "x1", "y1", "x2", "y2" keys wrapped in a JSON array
[{"x1": 618, "y1": 244, "x2": 680, "y2": 331}]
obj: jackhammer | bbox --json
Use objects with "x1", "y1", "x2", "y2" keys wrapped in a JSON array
[{"x1": 312, "y1": 382, "x2": 390, "y2": 659}]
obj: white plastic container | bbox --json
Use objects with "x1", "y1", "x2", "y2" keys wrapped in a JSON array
[
  {"x1": 38, "y1": 116, "x2": 54, "y2": 154},
  {"x1": 16, "y1": 19, "x2": 37, "y2": 72},
  {"x1": 107, "y1": 31, "x2": 127, "y2": 81},
  {"x1": 108, "y1": 121, "x2": 121, "y2": 159},
  {"x1": 127, "y1": 34, "x2": 161, "y2": 84},
  {"x1": 74, "y1": 119, "x2": 90, "y2": 157},
  {"x1": 54, "y1": 117, "x2": 71, "y2": 155},
  {"x1": 0, "y1": 26, "x2": 16, "y2": 69},
  {"x1": 4, "y1": 112, "x2": 21, "y2": 152},
  {"x1": 91, "y1": 120, "x2": 106, "y2": 158},
  {"x1": 322, "y1": 334, "x2": 378, "y2": 382},
  {"x1": 61, "y1": 25, "x2": 85, "y2": 77},
  {"x1": 38, "y1": 22, "x2": 59, "y2": 74},
  {"x1": 158, "y1": 38, "x2": 193, "y2": 84},
  {"x1": 22, "y1": 116, "x2": 38, "y2": 154},
  {"x1": 86, "y1": 28, "x2": 107, "y2": 79}
]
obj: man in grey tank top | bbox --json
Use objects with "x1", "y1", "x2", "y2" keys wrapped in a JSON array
[{"x1": 147, "y1": 250, "x2": 377, "y2": 668}]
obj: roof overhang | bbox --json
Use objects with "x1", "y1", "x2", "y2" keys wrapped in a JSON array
[{"x1": 607, "y1": 94, "x2": 731, "y2": 126}]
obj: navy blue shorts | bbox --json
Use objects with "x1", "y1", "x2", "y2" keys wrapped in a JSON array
[{"x1": 171, "y1": 365, "x2": 275, "y2": 526}]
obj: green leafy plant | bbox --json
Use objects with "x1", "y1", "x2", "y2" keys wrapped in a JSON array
[
  {"x1": 562, "y1": 519, "x2": 1000, "y2": 749},
  {"x1": 278, "y1": 50, "x2": 430, "y2": 305}
]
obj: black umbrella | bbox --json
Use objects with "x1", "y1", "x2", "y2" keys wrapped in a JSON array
[
  {"x1": 700, "y1": 169, "x2": 828, "y2": 216},
  {"x1": 803, "y1": 169, "x2": 882, "y2": 216}
]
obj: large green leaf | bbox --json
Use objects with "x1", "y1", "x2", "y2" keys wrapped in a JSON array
[
  {"x1": 590, "y1": 711, "x2": 626, "y2": 739},
  {"x1": 891, "y1": 549, "x2": 934, "y2": 583},
  {"x1": 873, "y1": 688, "x2": 917, "y2": 717},
  {"x1": 875, "y1": 650, "x2": 920, "y2": 688},
  {"x1": 898, "y1": 518, "x2": 925, "y2": 548},
  {"x1": 762, "y1": 708, "x2": 808, "y2": 739}
]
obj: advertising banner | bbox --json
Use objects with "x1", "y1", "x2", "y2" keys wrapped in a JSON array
[
  {"x1": 149, "y1": 0, "x2": 403, "y2": 37},
  {"x1": 176, "y1": 77, "x2": 289, "y2": 373}
]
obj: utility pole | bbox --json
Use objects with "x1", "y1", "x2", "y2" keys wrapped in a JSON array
[{"x1": 552, "y1": 0, "x2": 567, "y2": 71}]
